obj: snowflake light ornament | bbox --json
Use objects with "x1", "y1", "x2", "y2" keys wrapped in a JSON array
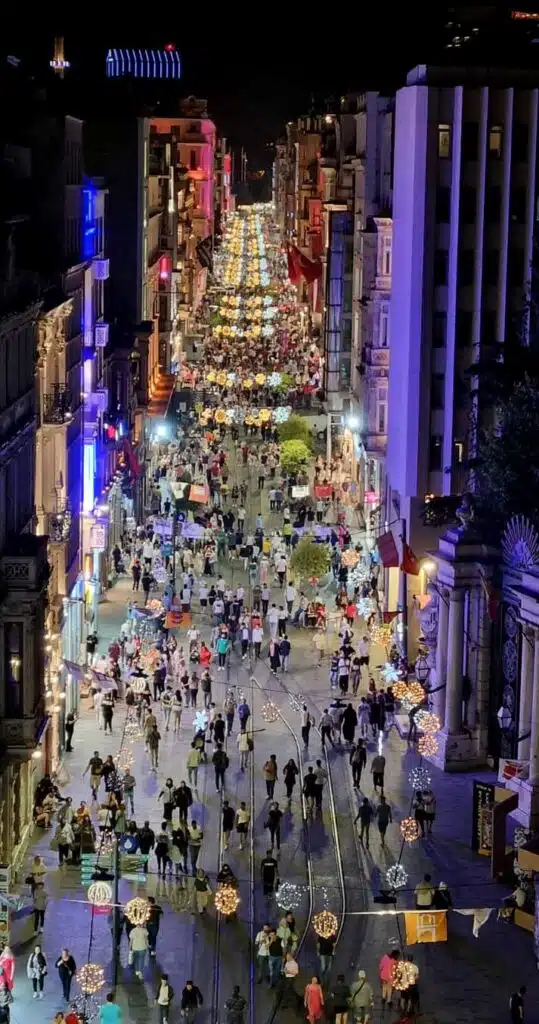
[
  {"x1": 268, "y1": 372, "x2": 282, "y2": 388},
  {"x1": 381, "y1": 662, "x2": 402, "y2": 684},
  {"x1": 193, "y1": 710, "x2": 209, "y2": 733},
  {"x1": 356, "y1": 596, "x2": 374, "y2": 618},
  {"x1": 274, "y1": 406, "x2": 290, "y2": 423},
  {"x1": 408, "y1": 765, "x2": 432, "y2": 790},
  {"x1": 275, "y1": 881, "x2": 305, "y2": 910},
  {"x1": 227, "y1": 372, "x2": 237, "y2": 384},
  {"x1": 386, "y1": 864, "x2": 408, "y2": 890}
]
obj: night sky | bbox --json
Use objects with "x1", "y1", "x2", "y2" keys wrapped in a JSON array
[{"x1": 7, "y1": 10, "x2": 452, "y2": 172}]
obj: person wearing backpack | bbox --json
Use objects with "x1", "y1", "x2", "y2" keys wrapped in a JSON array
[{"x1": 212, "y1": 743, "x2": 229, "y2": 792}]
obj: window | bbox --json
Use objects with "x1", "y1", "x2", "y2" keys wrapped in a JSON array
[
  {"x1": 342, "y1": 319, "x2": 352, "y2": 352},
  {"x1": 460, "y1": 186, "x2": 476, "y2": 225},
  {"x1": 436, "y1": 186, "x2": 451, "y2": 223},
  {"x1": 456, "y1": 310, "x2": 473, "y2": 347},
  {"x1": 438, "y1": 124, "x2": 451, "y2": 158},
  {"x1": 483, "y1": 250, "x2": 499, "y2": 287},
  {"x1": 459, "y1": 251, "x2": 475, "y2": 287},
  {"x1": 433, "y1": 312, "x2": 447, "y2": 348},
  {"x1": 344, "y1": 239, "x2": 354, "y2": 275},
  {"x1": 489, "y1": 126, "x2": 502, "y2": 157},
  {"x1": 485, "y1": 186, "x2": 501, "y2": 224},
  {"x1": 434, "y1": 251, "x2": 448, "y2": 286},
  {"x1": 462, "y1": 122, "x2": 479, "y2": 162},
  {"x1": 510, "y1": 186, "x2": 527, "y2": 224},
  {"x1": 512, "y1": 123, "x2": 528, "y2": 163},
  {"x1": 5, "y1": 621, "x2": 23, "y2": 717},
  {"x1": 189, "y1": 149, "x2": 197, "y2": 170},
  {"x1": 379, "y1": 308, "x2": 389, "y2": 348},
  {"x1": 429, "y1": 435, "x2": 443, "y2": 472},
  {"x1": 509, "y1": 248, "x2": 525, "y2": 288},
  {"x1": 454, "y1": 439, "x2": 465, "y2": 463},
  {"x1": 343, "y1": 279, "x2": 353, "y2": 314},
  {"x1": 383, "y1": 240, "x2": 392, "y2": 276},
  {"x1": 431, "y1": 373, "x2": 445, "y2": 410},
  {"x1": 377, "y1": 387, "x2": 388, "y2": 434}
]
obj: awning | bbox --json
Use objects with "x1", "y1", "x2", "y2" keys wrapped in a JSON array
[
  {"x1": 89, "y1": 669, "x2": 117, "y2": 692},
  {"x1": 148, "y1": 373, "x2": 176, "y2": 418},
  {"x1": 62, "y1": 660, "x2": 86, "y2": 682},
  {"x1": 377, "y1": 531, "x2": 399, "y2": 568}
]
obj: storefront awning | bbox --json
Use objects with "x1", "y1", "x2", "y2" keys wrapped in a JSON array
[
  {"x1": 377, "y1": 531, "x2": 399, "y2": 568},
  {"x1": 62, "y1": 660, "x2": 86, "y2": 682},
  {"x1": 89, "y1": 669, "x2": 117, "y2": 692}
]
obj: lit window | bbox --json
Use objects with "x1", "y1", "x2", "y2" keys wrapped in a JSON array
[
  {"x1": 454, "y1": 440, "x2": 464, "y2": 463},
  {"x1": 489, "y1": 126, "x2": 502, "y2": 157},
  {"x1": 438, "y1": 124, "x2": 451, "y2": 159}
]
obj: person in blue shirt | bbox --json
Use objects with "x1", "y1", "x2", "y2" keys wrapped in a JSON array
[{"x1": 99, "y1": 993, "x2": 121, "y2": 1024}]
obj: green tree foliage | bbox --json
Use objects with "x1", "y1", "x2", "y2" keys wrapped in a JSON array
[
  {"x1": 280, "y1": 439, "x2": 311, "y2": 474},
  {"x1": 277, "y1": 414, "x2": 312, "y2": 447},
  {"x1": 289, "y1": 536, "x2": 330, "y2": 581}
]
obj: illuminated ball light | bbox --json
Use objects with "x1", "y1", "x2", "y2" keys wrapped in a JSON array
[
  {"x1": 405, "y1": 682, "x2": 426, "y2": 706},
  {"x1": 408, "y1": 765, "x2": 432, "y2": 790},
  {"x1": 312, "y1": 910, "x2": 338, "y2": 938},
  {"x1": 370, "y1": 624, "x2": 393, "y2": 647},
  {"x1": 392, "y1": 681, "x2": 409, "y2": 701},
  {"x1": 275, "y1": 881, "x2": 305, "y2": 911},
  {"x1": 116, "y1": 748, "x2": 134, "y2": 773},
  {"x1": 392, "y1": 960, "x2": 417, "y2": 991},
  {"x1": 76, "y1": 964, "x2": 105, "y2": 995},
  {"x1": 415, "y1": 711, "x2": 440, "y2": 735},
  {"x1": 400, "y1": 817, "x2": 421, "y2": 843},
  {"x1": 87, "y1": 881, "x2": 113, "y2": 908},
  {"x1": 71, "y1": 995, "x2": 100, "y2": 1023},
  {"x1": 341, "y1": 549, "x2": 360, "y2": 569},
  {"x1": 214, "y1": 884, "x2": 241, "y2": 916},
  {"x1": 124, "y1": 897, "x2": 151, "y2": 926},
  {"x1": 418, "y1": 734, "x2": 439, "y2": 758},
  {"x1": 385, "y1": 864, "x2": 408, "y2": 891},
  {"x1": 261, "y1": 700, "x2": 279, "y2": 723},
  {"x1": 124, "y1": 718, "x2": 143, "y2": 742}
]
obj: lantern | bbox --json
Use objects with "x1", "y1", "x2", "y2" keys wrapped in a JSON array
[
  {"x1": 76, "y1": 964, "x2": 105, "y2": 995},
  {"x1": 260, "y1": 700, "x2": 279, "y2": 723},
  {"x1": 400, "y1": 817, "x2": 421, "y2": 842},
  {"x1": 275, "y1": 881, "x2": 304, "y2": 911},
  {"x1": 386, "y1": 864, "x2": 408, "y2": 890},
  {"x1": 312, "y1": 910, "x2": 338, "y2": 938},
  {"x1": 415, "y1": 710, "x2": 440, "y2": 735},
  {"x1": 87, "y1": 881, "x2": 113, "y2": 907},
  {"x1": 124, "y1": 897, "x2": 151, "y2": 926},
  {"x1": 405, "y1": 681, "x2": 427, "y2": 706},
  {"x1": 418, "y1": 734, "x2": 439, "y2": 757},
  {"x1": 408, "y1": 766, "x2": 432, "y2": 790},
  {"x1": 214, "y1": 884, "x2": 241, "y2": 916}
]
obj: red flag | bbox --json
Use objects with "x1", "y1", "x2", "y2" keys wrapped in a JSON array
[
  {"x1": 291, "y1": 245, "x2": 323, "y2": 283},
  {"x1": 401, "y1": 543, "x2": 420, "y2": 576},
  {"x1": 287, "y1": 248, "x2": 301, "y2": 285},
  {"x1": 122, "y1": 439, "x2": 141, "y2": 478},
  {"x1": 383, "y1": 610, "x2": 399, "y2": 624}
]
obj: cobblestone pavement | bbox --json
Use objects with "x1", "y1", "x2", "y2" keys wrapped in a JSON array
[{"x1": 9, "y1": 462, "x2": 539, "y2": 1024}]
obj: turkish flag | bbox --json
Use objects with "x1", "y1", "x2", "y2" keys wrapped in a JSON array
[
  {"x1": 291, "y1": 245, "x2": 323, "y2": 283},
  {"x1": 287, "y1": 248, "x2": 301, "y2": 285},
  {"x1": 400, "y1": 543, "x2": 420, "y2": 576}
]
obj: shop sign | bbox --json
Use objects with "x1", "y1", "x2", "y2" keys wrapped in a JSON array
[
  {"x1": 292, "y1": 485, "x2": 310, "y2": 498},
  {"x1": 90, "y1": 523, "x2": 107, "y2": 550},
  {"x1": 472, "y1": 780, "x2": 495, "y2": 855}
]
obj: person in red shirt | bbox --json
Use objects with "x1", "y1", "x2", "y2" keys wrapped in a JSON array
[{"x1": 378, "y1": 949, "x2": 399, "y2": 1009}]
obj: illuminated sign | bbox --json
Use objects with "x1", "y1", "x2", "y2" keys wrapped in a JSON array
[
  {"x1": 105, "y1": 48, "x2": 181, "y2": 79},
  {"x1": 90, "y1": 523, "x2": 106, "y2": 550},
  {"x1": 95, "y1": 322, "x2": 109, "y2": 348}
]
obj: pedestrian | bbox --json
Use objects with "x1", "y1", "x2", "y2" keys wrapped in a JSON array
[
  {"x1": 212, "y1": 743, "x2": 229, "y2": 792},
  {"x1": 237, "y1": 729, "x2": 251, "y2": 771},
  {"x1": 161, "y1": 687, "x2": 173, "y2": 730},
  {"x1": 224, "y1": 692, "x2": 236, "y2": 735},
  {"x1": 412, "y1": 789, "x2": 426, "y2": 837},
  {"x1": 319, "y1": 709, "x2": 335, "y2": 748},
  {"x1": 400, "y1": 956, "x2": 420, "y2": 1016},
  {"x1": 137, "y1": 820, "x2": 155, "y2": 869},
  {"x1": 370, "y1": 751, "x2": 386, "y2": 793},
  {"x1": 83, "y1": 750, "x2": 103, "y2": 801},
  {"x1": 414, "y1": 873, "x2": 435, "y2": 909},
  {"x1": 350, "y1": 740, "x2": 367, "y2": 788},
  {"x1": 354, "y1": 797, "x2": 374, "y2": 848},
  {"x1": 147, "y1": 896, "x2": 163, "y2": 956},
  {"x1": 283, "y1": 759, "x2": 299, "y2": 802},
  {"x1": 32, "y1": 882, "x2": 47, "y2": 933},
  {"x1": 376, "y1": 795, "x2": 392, "y2": 846},
  {"x1": 0, "y1": 970, "x2": 12, "y2": 1024},
  {"x1": 331, "y1": 974, "x2": 351, "y2": 1024},
  {"x1": 342, "y1": 703, "x2": 357, "y2": 746},
  {"x1": 349, "y1": 970, "x2": 374, "y2": 1023},
  {"x1": 147, "y1": 723, "x2": 161, "y2": 770},
  {"x1": 216, "y1": 631, "x2": 230, "y2": 670},
  {"x1": 280, "y1": 634, "x2": 291, "y2": 671},
  {"x1": 64, "y1": 711, "x2": 76, "y2": 752},
  {"x1": 304, "y1": 976, "x2": 324, "y2": 1023},
  {"x1": 155, "y1": 975, "x2": 174, "y2": 1024},
  {"x1": 222, "y1": 800, "x2": 235, "y2": 850},
  {"x1": 358, "y1": 698, "x2": 370, "y2": 739},
  {"x1": 123, "y1": 771, "x2": 136, "y2": 816},
  {"x1": 301, "y1": 705, "x2": 313, "y2": 747},
  {"x1": 224, "y1": 986, "x2": 246, "y2": 1024},
  {"x1": 235, "y1": 802, "x2": 250, "y2": 850},
  {"x1": 261, "y1": 849, "x2": 278, "y2": 896},
  {"x1": 129, "y1": 921, "x2": 149, "y2": 979},
  {"x1": 263, "y1": 754, "x2": 278, "y2": 798},
  {"x1": 174, "y1": 781, "x2": 193, "y2": 824},
  {"x1": 265, "y1": 801, "x2": 283, "y2": 850},
  {"x1": 378, "y1": 949, "x2": 399, "y2": 1010},
  {"x1": 99, "y1": 992, "x2": 122, "y2": 1024},
  {"x1": 102, "y1": 693, "x2": 114, "y2": 734},
  {"x1": 255, "y1": 924, "x2": 271, "y2": 983},
  {"x1": 510, "y1": 985, "x2": 526, "y2": 1023},
  {"x1": 172, "y1": 690, "x2": 183, "y2": 733},
  {"x1": 57, "y1": 820, "x2": 75, "y2": 865},
  {"x1": 252, "y1": 623, "x2": 263, "y2": 659},
  {"x1": 201, "y1": 671, "x2": 212, "y2": 709},
  {"x1": 188, "y1": 820, "x2": 204, "y2": 874},
  {"x1": 187, "y1": 742, "x2": 201, "y2": 789},
  {"x1": 181, "y1": 980, "x2": 203, "y2": 1023},
  {"x1": 194, "y1": 868, "x2": 212, "y2": 914},
  {"x1": 0, "y1": 950, "x2": 13, "y2": 995},
  {"x1": 303, "y1": 766, "x2": 317, "y2": 814},
  {"x1": 422, "y1": 787, "x2": 437, "y2": 834},
  {"x1": 317, "y1": 931, "x2": 335, "y2": 986},
  {"x1": 267, "y1": 929, "x2": 283, "y2": 987},
  {"x1": 238, "y1": 697, "x2": 250, "y2": 730},
  {"x1": 313, "y1": 759, "x2": 328, "y2": 810},
  {"x1": 27, "y1": 944, "x2": 47, "y2": 998},
  {"x1": 154, "y1": 825, "x2": 170, "y2": 877},
  {"x1": 269, "y1": 637, "x2": 281, "y2": 673},
  {"x1": 158, "y1": 778, "x2": 175, "y2": 824},
  {"x1": 55, "y1": 949, "x2": 76, "y2": 1001}
]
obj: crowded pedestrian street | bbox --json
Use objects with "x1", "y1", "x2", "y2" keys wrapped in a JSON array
[{"x1": 9, "y1": 207, "x2": 537, "y2": 1024}]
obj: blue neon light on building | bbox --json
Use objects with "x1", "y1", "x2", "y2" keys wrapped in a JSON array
[
  {"x1": 105, "y1": 47, "x2": 181, "y2": 79},
  {"x1": 82, "y1": 186, "x2": 97, "y2": 260}
]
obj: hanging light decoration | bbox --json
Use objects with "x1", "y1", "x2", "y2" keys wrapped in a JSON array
[
  {"x1": 392, "y1": 681, "x2": 409, "y2": 701},
  {"x1": 124, "y1": 897, "x2": 151, "y2": 926},
  {"x1": 124, "y1": 718, "x2": 143, "y2": 742},
  {"x1": 356, "y1": 596, "x2": 374, "y2": 618},
  {"x1": 116, "y1": 748, "x2": 134, "y2": 773},
  {"x1": 400, "y1": 817, "x2": 421, "y2": 843},
  {"x1": 95, "y1": 830, "x2": 116, "y2": 857},
  {"x1": 312, "y1": 910, "x2": 338, "y2": 938},
  {"x1": 514, "y1": 826, "x2": 531, "y2": 849},
  {"x1": 415, "y1": 710, "x2": 440, "y2": 735},
  {"x1": 405, "y1": 682, "x2": 426, "y2": 706},
  {"x1": 275, "y1": 881, "x2": 305, "y2": 911},
  {"x1": 391, "y1": 960, "x2": 417, "y2": 991},
  {"x1": 385, "y1": 864, "x2": 408, "y2": 890},
  {"x1": 408, "y1": 766, "x2": 432, "y2": 790},
  {"x1": 381, "y1": 662, "x2": 402, "y2": 684},
  {"x1": 418, "y1": 734, "x2": 439, "y2": 757},
  {"x1": 260, "y1": 700, "x2": 279, "y2": 723},
  {"x1": 214, "y1": 884, "x2": 241, "y2": 916},
  {"x1": 87, "y1": 881, "x2": 113, "y2": 908},
  {"x1": 130, "y1": 676, "x2": 148, "y2": 695},
  {"x1": 341, "y1": 549, "x2": 360, "y2": 569},
  {"x1": 370, "y1": 624, "x2": 393, "y2": 646},
  {"x1": 76, "y1": 964, "x2": 105, "y2": 995}
]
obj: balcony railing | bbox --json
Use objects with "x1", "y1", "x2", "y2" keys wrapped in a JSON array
[
  {"x1": 46, "y1": 505, "x2": 72, "y2": 543},
  {"x1": 43, "y1": 384, "x2": 73, "y2": 425}
]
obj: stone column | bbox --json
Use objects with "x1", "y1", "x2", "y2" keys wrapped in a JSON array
[
  {"x1": 518, "y1": 625, "x2": 535, "y2": 761},
  {"x1": 528, "y1": 632, "x2": 539, "y2": 780},
  {"x1": 434, "y1": 588, "x2": 449, "y2": 725},
  {"x1": 445, "y1": 590, "x2": 465, "y2": 733}
]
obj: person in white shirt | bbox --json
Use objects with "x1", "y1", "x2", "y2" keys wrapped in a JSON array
[
  {"x1": 255, "y1": 925, "x2": 271, "y2": 983},
  {"x1": 276, "y1": 556, "x2": 287, "y2": 587},
  {"x1": 216, "y1": 577, "x2": 226, "y2": 597},
  {"x1": 252, "y1": 625, "x2": 263, "y2": 659},
  {"x1": 267, "y1": 605, "x2": 279, "y2": 640},
  {"x1": 285, "y1": 583, "x2": 296, "y2": 615},
  {"x1": 235, "y1": 802, "x2": 251, "y2": 850},
  {"x1": 143, "y1": 540, "x2": 154, "y2": 565},
  {"x1": 236, "y1": 586, "x2": 245, "y2": 607}
]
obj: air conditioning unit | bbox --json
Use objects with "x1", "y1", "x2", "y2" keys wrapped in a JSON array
[{"x1": 93, "y1": 258, "x2": 110, "y2": 281}]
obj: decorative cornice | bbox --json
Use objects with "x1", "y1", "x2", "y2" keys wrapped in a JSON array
[{"x1": 37, "y1": 300, "x2": 73, "y2": 368}]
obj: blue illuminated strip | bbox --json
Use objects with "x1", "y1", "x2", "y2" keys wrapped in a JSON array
[{"x1": 105, "y1": 47, "x2": 181, "y2": 78}]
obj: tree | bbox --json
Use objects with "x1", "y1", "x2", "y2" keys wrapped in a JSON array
[
  {"x1": 277, "y1": 414, "x2": 312, "y2": 448},
  {"x1": 289, "y1": 536, "x2": 330, "y2": 581},
  {"x1": 280, "y1": 439, "x2": 311, "y2": 474}
]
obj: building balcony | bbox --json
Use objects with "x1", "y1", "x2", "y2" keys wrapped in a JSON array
[
  {"x1": 46, "y1": 505, "x2": 72, "y2": 544},
  {"x1": 43, "y1": 384, "x2": 73, "y2": 425}
]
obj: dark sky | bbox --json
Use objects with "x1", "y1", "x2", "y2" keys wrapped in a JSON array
[{"x1": 6, "y1": 10, "x2": 452, "y2": 165}]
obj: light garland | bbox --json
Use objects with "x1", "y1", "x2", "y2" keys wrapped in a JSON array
[
  {"x1": 116, "y1": 748, "x2": 134, "y2": 773},
  {"x1": 415, "y1": 710, "x2": 440, "y2": 734},
  {"x1": 260, "y1": 700, "x2": 280, "y2": 723},
  {"x1": 386, "y1": 864, "x2": 408, "y2": 890},
  {"x1": 76, "y1": 964, "x2": 105, "y2": 995},
  {"x1": 214, "y1": 884, "x2": 241, "y2": 915},
  {"x1": 400, "y1": 817, "x2": 421, "y2": 843},
  {"x1": 275, "y1": 881, "x2": 305, "y2": 910},
  {"x1": 95, "y1": 831, "x2": 116, "y2": 856},
  {"x1": 356, "y1": 597, "x2": 374, "y2": 618},
  {"x1": 418, "y1": 734, "x2": 439, "y2": 757},
  {"x1": 392, "y1": 961, "x2": 416, "y2": 991},
  {"x1": 87, "y1": 881, "x2": 113, "y2": 908},
  {"x1": 312, "y1": 910, "x2": 338, "y2": 938},
  {"x1": 124, "y1": 897, "x2": 151, "y2": 926},
  {"x1": 408, "y1": 766, "x2": 432, "y2": 790}
]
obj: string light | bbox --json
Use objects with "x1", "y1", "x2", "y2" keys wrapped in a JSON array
[
  {"x1": 381, "y1": 662, "x2": 402, "y2": 684},
  {"x1": 87, "y1": 882, "x2": 113, "y2": 907},
  {"x1": 386, "y1": 864, "x2": 408, "y2": 890},
  {"x1": 116, "y1": 748, "x2": 134, "y2": 772},
  {"x1": 275, "y1": 882, "x2": 305, "y2": 910},
  {"x1": 415, "y1": 710, "x2": 440, "y2": 734},
  {"x1": 260, "y1": 700, "x2": 279, "y2": 723},
  {"x1": 408, "y1": 766, "x2": 432, "y2": 790},
  {"x1": 341, "y1": 549, "x2": 360, "y2": 568},
  {"x1": 124, "y1": 897, "x2": 151, "y2": 925},
  {"x1": 392, "y1": 961, "x2": 416, "y2": 991},
  {"x1": 400, "y1": 817, "x2": 421, "y2": 842},
  {"x1": 312, "y1": 910, "x2": 338, "y2": 938},
  {"x1": 214, "y1": 884, "x2": 241, "y2": 915},
  {"x1": 418, "y1": 734, "x2": 439, "y2": 757},
  {"x1": 76, "y1": 964, "x2": 105, "y2": 995},
  {"x1": 72, "y1": 995, "x2": 100, "y2": 1022}
]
